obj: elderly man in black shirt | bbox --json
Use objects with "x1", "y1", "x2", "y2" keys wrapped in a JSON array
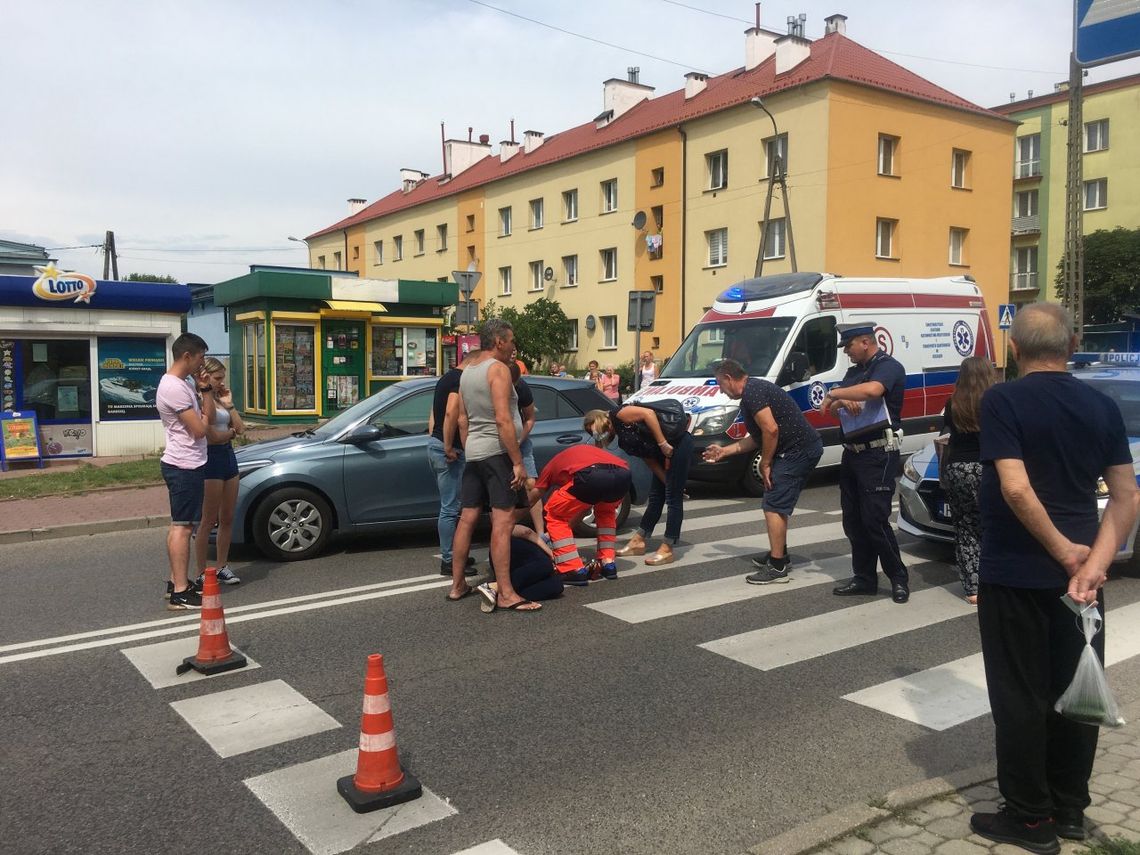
[
  {"x1": 822, "y1": 322, "x2": 910, "y2": 603},
  {"x1": 705, "y1": 358, "x2": 823, "y2": 583}
]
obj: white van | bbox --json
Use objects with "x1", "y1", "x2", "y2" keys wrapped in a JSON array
[{"x1": 626, "y1": 272, "x2": 995, "y2": 495}]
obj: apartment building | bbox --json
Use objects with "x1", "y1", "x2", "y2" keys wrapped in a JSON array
[
  {"x1": 992, "y1": 72, "x2": 1140, "y2": 305},
  {"x1": 307, "y1": 12, "x2": 1014, "y2": 370}
]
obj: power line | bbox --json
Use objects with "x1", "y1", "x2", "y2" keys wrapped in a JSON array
[
  {"x1": 44, "y1": 243, "x2": 103, "y2": 251},
  {"x1": 117, "y1": 246, "x2": 299, "y2": 252}
]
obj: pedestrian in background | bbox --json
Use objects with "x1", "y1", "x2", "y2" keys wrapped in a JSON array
[
  {"x1": 583, "y1": 359, "x2": 600, "y2": 381},
  {"x1": 637, "y1": 351, "x2": 658, "y2": 390},
  {"x1": 939, "y1": 356, "x2": 995, "y2": 605},
  {"x1": 970, "y1": 303, "x2": 1137, "y2": 851},
  {"x1": 704, "y1": 359, "x2": 822, "y2": 584},
  {"x1": 428, "y1": 349, "x2": 480, "y2": 577},
  {"x1": 600, "y1": 365, "x2": 621, "y2": 403},
  {"x1": 193, "y1": 356, "x2": 243, "y2": 586}
]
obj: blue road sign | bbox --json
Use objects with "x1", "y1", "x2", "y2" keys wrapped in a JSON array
[
  {"x1": 998, "y1": 304, "x2": 1016, "y2": 330},
  {"x1": 1075, "y1": 0, "x2": 1140, "y2": 66}
]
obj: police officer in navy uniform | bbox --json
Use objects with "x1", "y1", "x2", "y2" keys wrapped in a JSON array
[{"x1": 822, "y1": 322, "x2": 910, "y2": 604}]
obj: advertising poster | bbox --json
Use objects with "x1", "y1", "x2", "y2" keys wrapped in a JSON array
[
  {"x1": 1, "y1": 410, "x2": 43, "y2": 465},
  {"x1": 39, "y1": 424, "x2": 92, "y2": 457},
  {"x1": 97, "y1": 337, "x2": 166, "y2": 420},
  {"x1": 1, "y1": 340, "x2": 14, "y2": 411}
]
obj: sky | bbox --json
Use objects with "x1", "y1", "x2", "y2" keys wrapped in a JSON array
[{"x1": 3, "y1": 0, "x2": 1138, "y2": 285}]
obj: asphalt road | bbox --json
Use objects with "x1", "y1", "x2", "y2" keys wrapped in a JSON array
[{"x1": 4, "y1": 474, "x2": 1140, "y2": 855}]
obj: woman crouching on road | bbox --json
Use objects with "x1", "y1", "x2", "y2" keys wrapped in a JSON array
[
  {"x1": 194, "y1": 357, "x2": 243, "y2": 586},
  {"x1": 584, "y1": 404, "x2": 692, "y2": 566}
]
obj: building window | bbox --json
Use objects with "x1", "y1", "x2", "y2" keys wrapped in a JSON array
[
  {"x1": 243, "y1": 320, "x2": 267, "y2": 411},
  {"x1": 529, "y1": 198, "x2": 544, "y2": 230},
  {"x1": 562, "y1": 189, "x2": 578, "y2": 222},
  {"x1": 706, "y1": 149, "x2": 728, "y2": 190},
  {"x1": 499, "y1": 206, "x2": 512, "y2": 236},
  {"x1": 393, "y1": 235, "x2": 403, "y2": 261},
  {"x1": 18, "y1": 338, "x2": 92, "y2": 425},
  {"x1": 1016, "y1": 134, "x2": 1041, "y2": 178},
  {"x1": 465, "y1": 213, "x2": 476, "y2": 232},
  {"x1": 414, "y1": 229, "x2": 425, "y2": 255},
  {"x1": 1013, "y1": 246, "x2": 1039, "y2": 291},
  {"x1": 651, "y1": 275, "x2": 664, "y2": 293},
  {"x1": 333, "y1": 250, "x2": 342, "y2": 270},
  {"x1": 949, "y1": 227, "x2": 968, "y2": 265},
  {"x1": 1084, "y1": 178, "x2": 1108, "y2": 210},
  {"x1": 436, "y1": 224, "x2": 447, "y2": 252},
  {"x1": 764, "y1": 133, "x2": 788, "y2": 177},
  {"x1": 1015, "y1": 189, "x2": 1039, "y2": 217},
  {"x1": 1085, "y1": 119, "x2": 1109, "y2": 153},
  {"x1": 951, "y1": 149, "x2": 970, "y2": 189},
  {"x1": 568, "y1": 320, "x2": 579, "y2": 352},
  {"x1": 601, "y1": 179, "x2": 618, "y2": 213},
  {"x1": 706, "y1": 227, "x2": 728, "y2": 266},
  {"x1": 273, "y1": 324, "x2": 318, "y2": 412},
  {"x1": 317, "y1": 255, "x2": 326, "y2": 269},
  {"x1": 466, "y1": 246, "x2": 476, "y2": 267},
  {"x1": 373, "y1": 240, "x2": 383, "y2": 265},
  {"x1": 878, "y1": 135, "x2": 899, "y2": 176},
  {"x1": 600, "y1": 247, "x2": 617, "y2": 281},
  {"x1": 651, "y1": 206, "x2": 664, "y2": 231},
  {"x1": 876, "y1": 218, "x2": 897, "y2": 259},
  {"x1": 529, "y1": 260, "x2": 545, "y2": 292},
  {"x1": 562, "y1": 254, "x2": 578, "y2": 287},
  {"x1": 352, "y1": 245, "x2": 359, "y2": 260},
  {"x1": 601, "y1": 315, "x2": 618, "y2": 348},
  {"x1": 651, "y1": 167, "x2": 665, "y2": 187},
  {"x1": 371, "y1": 326, "x2": 438, "y2": 378},
  {"x1": 499, "y1": 266, "x2": 512, "y2": 296},
  {"x1": 762, "y1": 219, "x2": 786, "y2": 260}
]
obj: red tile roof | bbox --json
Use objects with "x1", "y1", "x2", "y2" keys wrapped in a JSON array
[
  {"x1": 990, "y1": 71, "x2": 1140, "y2": 114},
  {"x1": 308, "y1": 33, "x2": 1007, "y2": 240}
]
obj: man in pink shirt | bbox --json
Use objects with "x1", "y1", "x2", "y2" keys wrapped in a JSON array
[{"x1": 156, "y1": 333, "x2": 213, "y2": 609}]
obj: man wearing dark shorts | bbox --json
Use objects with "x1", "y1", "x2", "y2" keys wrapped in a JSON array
[{"x1": 705, "y1": 358, "x2": 823, "y2": 583}]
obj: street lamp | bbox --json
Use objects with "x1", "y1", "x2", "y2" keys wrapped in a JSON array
[
  {"x1": 750, "y1": 96, "x2": 797, "y2": 276},
  {"x1": 287, "y1": 236, "x2": 310, "y2": 269}
]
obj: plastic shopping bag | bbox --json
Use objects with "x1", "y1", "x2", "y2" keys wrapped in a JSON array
[{"x1": 1054, "y1": 597, "x2": 1125, "y2": 728}]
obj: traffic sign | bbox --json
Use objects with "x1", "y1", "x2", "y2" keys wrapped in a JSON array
[
  {"x1": 1075, "y1": 0, "x2": 1140, "y2": 66},
  {"x1": 998, "y1": 304, "x2": 1016, "y2": 330},
  {"x1": 627, "y1": 291, "x2": 655, "y2": 331},
  {"x1": 451, "y1": 270, "x2": 481, "y2": 299}
]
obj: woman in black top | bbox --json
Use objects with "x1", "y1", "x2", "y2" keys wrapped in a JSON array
[{"x1": 941, "y1": 356, "x2": 995, "y2": 604}]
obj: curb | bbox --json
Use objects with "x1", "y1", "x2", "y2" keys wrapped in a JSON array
[
  {"x1": 0, "y1": 515, "x2": 170, "y2": 545},
  {"x1": 746, "y1": 762, "x2": 996, "y2": 855}
]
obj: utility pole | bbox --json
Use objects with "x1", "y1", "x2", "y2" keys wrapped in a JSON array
[
  {"x1": 750, "y1": 97, "x2": 797, "y2": 278},
  {"x1": 1062, "y1": 53, "x2": 1083, "y2": 334},
  {"x1": 102, "y1": 230, "x2": 119, "y2": 280}
]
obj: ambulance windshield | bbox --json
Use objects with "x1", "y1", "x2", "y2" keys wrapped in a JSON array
[{"x1": 663, "y1": 318, "x2": 795, "y2": 379}]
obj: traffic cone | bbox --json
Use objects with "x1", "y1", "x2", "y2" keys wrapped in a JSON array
[
  {"x1": 177, "y1": 568, "x2": 247, "y2": 676},
  {"x1": 336, "y1": 653, "x2": 422, "y2": 813}
]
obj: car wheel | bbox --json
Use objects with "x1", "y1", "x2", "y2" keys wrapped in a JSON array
[
  {"x1": 740, "y1": 449, "x2": 765, "y2": 497},
  {"x1": 252, "y1": 487, "x2": 333, "y2": 561},
  {"x1": 571, "y1": 493, "x2": 632, "y2": 537}
]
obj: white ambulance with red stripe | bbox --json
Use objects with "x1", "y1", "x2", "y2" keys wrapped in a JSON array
[{"x1": 626, "y1": 272, "x2": 995, "y2": 495}]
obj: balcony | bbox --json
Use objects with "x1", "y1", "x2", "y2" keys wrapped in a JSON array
[
  {"x1": 1010, "y1": 272, "x2": 1040, "y2": 294},
  {"x1": 1012, "y1": 214, "x2": 1040, "y2": 236},
  {"x1": 1015, "y1": 162, "x2": 1042, "y2": 182}
]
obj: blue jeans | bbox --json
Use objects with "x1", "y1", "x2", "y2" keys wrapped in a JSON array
[
  {"x1": 427, "y1": 437, "x2": 464, "y2": 562},
  {"x1": 637, "y1": 432, "x2": 694, "y2": 543}
]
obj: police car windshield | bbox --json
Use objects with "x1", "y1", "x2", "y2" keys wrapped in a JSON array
[
  {"x1": 663, "y1": 318, "x2": 795, "y2": 379},
  {"x1": 1076, "y1": 376, "x2": 1140, "y2": 437}
]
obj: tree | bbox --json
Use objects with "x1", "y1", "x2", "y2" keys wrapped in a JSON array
[
  {"x1": 124, "y1": 272, "x2": 180, "y2": 284},
  {"x1": 479, "y1": 298, "x2": 573, "y2": 370},
  {"x1": 1054, "y1": 227, "x2": 1140, "y2": 325}
]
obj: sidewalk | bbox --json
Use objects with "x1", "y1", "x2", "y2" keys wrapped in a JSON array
[{"x1": 751, "y1": 697, "x2": 1140, "y2": 855}]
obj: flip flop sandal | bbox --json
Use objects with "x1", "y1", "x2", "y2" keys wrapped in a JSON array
[
  {"x1": 447, "y1": 586, "x2": 474, "y2": 602},
  {"x1": 499, "y1": 598, "x2": 541, "y2": 612},
  {"x1": 477, "y1": 582, "x2": 497, "y2": 613}
]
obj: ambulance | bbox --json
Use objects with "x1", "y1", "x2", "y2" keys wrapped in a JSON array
[{"x1": 626, "y1": 272, "x2": 995, "y2": 495}]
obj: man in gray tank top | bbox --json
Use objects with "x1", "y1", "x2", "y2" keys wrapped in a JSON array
[{"x1": 448, "y1": 319, "x2": 542, "y2": 612}]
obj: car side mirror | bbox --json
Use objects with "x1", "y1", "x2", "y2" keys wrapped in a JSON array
[
  {"x1": 343, "y1": 423, "x2": 383, "y2": 444},
  {"x1": 776, "y1": 351, "x2": 811, "y2": 386}
]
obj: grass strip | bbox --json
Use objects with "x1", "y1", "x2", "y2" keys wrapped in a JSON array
[{"x1": 0, "y1": 458, "x2": 163, "y2": 501}]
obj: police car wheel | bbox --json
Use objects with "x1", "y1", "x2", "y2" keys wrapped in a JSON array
[
  {"x1": 740, "y1": 450, "x2": 765, "y2": 498},
  {"x1": 252, "y1": 487, "x2": 334, "y2": 561},
  {"x1": 571, "y1": 493, "x2": 631, "y2": 538}
]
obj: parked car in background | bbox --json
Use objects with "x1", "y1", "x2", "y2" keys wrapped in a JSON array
[
  {"x1": 897, "y1": 356, "x2": 1140, "y2": 561},
  {"x1": 232, "y1": 376, "x2": 650, "y2": 561}
]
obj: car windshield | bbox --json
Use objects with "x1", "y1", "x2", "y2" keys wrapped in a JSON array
[
  {"x1": 662, "y1": 317, "x2": 795, "y2": 379},
  {"x1": 311, "y1": 383, "x2": 420, "y2": 438},
  {"x1": 1077, "y1": 377, "x2": 1140, "y2": 437}
]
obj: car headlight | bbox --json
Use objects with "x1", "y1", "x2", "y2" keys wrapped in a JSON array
[
  {"x1": 691, "y1": 405, "x2": 739, "y2": 437},
  {"x1": 903, "y1": 456, "x2": 921, "y2": 483},
  {"x1": 237, "y1": 458, "x2": 273, "y2": 479}
]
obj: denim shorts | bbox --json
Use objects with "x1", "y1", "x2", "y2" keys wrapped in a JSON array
[
  {"x1": 519, "y1": 436, "x2": 537, "y2": 479},
  {"x1": 763, "y1": 442, "x2": 823, "y2": 516},
  {"x1": 161, "y1": 461, "x2": 206, "y2": 525},
  {"x1": 203, "y1": 442, "x2": 238, "y2": 480}
]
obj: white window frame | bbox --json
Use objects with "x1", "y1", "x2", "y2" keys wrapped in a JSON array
[
  {"x1": 465, "y1": 213, "x2": 476, "y2": 232},
  {"x1": 333, "y1": 250, "x2": 342, "y2": 270},
  {"x1": 706, "y1": 227, "x2": 728, "y2": 267},
  {"x1": 763, "y1": 133, "x2": 787, "y2": 178},
  {"x1": 948, "y1": 227, "x2": 967, "y2": 265},
  {"x1": 529, "y1": 260, "x2": 545, "y2": 292},
  {"x1": 1084, "y1": 119, "x2": 1109, "y2": 153},
  {"x1": 600, "y1": 247, "x2": 617, "y2": 281},
  {"x1": 562, "y1": 189, "x2": 578, "y2": 222},
  {"x1": 373, "y1": 240, "x2": 383, "y2": 265},
  {"x1": 414, "y1": 229, "x2": 425, "y2": 255},
  {"x1": 706, "y1": 149, "x2": 728, "y2": 190},
  {"x1": 1015, "y1": 189, "x2": 1039, "y2": 218},
  {"x1": 562, "y1": 254, "x2": 578, "y2": 287},
  {"x1": 1084, "y1": 178, "x2": 1108, "y2": 211},
  {"x1": 499, "y1": 206, "x2": 512, "y2": 236},
  {"x1": 876, "y1": 218, "x2": 896, "y2": 259},
  {"x1": 393, "y1": 235, "x2": 403, "y2": 261},
  {"x1": 601, "y1": 179, "x2": 618, "y2": 213},
  {"x1": 567, "y1": 320, "x2": 579, "y2": 352},
  {"x1": 1015, "y1": 246, "x2": 1039, "y2": 276},
  {"x1": 529, "y1": 198, "x2": 544, "y2": 230},
  {"x1": 878, "y1": 135, "x2": 898, "y2": 176},
  {"x1": 317, "y1": 255, "x2": 326, "y2": 269},
  {"x1": 498, "y1": 266, "x2": 512, "y2": 296},
  {"x1": 951, "y1": 149, "x2": 969, "y2": 189},
  {"x1": 601, "y1": 315, "x2": 618, "y2": 349},
  {"x1": 436, "y1": 224, "x2": 447, "y2": 252},
  {"x1": 1016, "y1": 134, "x2": 1041, "y2": 178},
  {"x1": 762, "y1": 219, "x2": 786, "y2": 260}
]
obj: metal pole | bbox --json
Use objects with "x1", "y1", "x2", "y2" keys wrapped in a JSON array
[{"x1": 1063, "y1": 52, "x2": 1084, "y2": 334}]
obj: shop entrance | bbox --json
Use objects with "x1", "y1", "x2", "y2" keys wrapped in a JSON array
[{"x1": 321, "y1": 320, "x2": 366, "y2": 413}]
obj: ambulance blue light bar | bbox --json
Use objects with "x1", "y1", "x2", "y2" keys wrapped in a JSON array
[{"x1": 717, "y1": 273, "x2": 825, "y2": 303}]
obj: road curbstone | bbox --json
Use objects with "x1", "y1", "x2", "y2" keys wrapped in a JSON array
[
  {"x1": 747, "y1": 802, "x2": 890, "y2": 855},
  {"x1": 0, "y1": 515, "x2": 169, "y2": 545}
]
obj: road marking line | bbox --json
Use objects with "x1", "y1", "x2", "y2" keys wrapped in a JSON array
[
  {"x1": 451, "y1": 842, "x2": 522, "y2": 855},
  {"x1": 122, "y1": 637, "x2": 260, "y2": 689}
]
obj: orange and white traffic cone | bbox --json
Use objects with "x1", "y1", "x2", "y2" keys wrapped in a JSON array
[
  {"x1": 336, "y1": 654, "x2": 422, "y2": 813},
  {"x1": 177, "y1": 568, "x2": 247, "y2": 676}
]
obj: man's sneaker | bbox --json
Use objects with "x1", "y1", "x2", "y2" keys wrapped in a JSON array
[
  {"x1": 165, "y1": 575, "x2": 204, "y2": 599},
  {"x1": 168, "y1": 586, "x2": 203, "y2": 611},
  {"x1": 165, "y1": 580, "x2": 173, "y2": 600},
  {"x1": 746, "y1": 563, "x2": 790, "y2": 585},
  {"x1": 970, "y1": 807, "x2": 1059, "y2": 854},
  {"x1": 1053, "y1": 808, "x2": 1086, "y2": 841},
  {"x1": 750, "y1": 551, "x2": 772, "y2": 569},
  {"x1": 600, "y1": 562, "x2": 618, "y2": 580},
  {"x1": 215, "y1": 565, "x2": 241, "y2": 585},
  {"x1": 558, "y1": 568, "x2": 590, "y2": 587}
]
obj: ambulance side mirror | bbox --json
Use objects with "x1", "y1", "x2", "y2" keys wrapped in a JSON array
[{"x1": 777, "y1": 352, "x2": 811, "y2": 386}]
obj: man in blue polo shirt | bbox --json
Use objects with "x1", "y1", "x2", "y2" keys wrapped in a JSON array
[{"x1": 822, "y1": 322, "x2": 910, "y2": 603}]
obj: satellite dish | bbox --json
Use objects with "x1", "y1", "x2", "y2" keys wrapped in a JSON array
[
  {"x1": 585, "y1": 315, "x2": 597, "y2": 331},
  {"x1": 631, "y1": 211, "x2": 647, "y2": 230}
]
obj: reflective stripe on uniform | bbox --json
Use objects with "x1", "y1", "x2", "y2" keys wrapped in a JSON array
[
  {"x1": 550, "y1": 537, "x2": 576, "y2": 549},
  {"x1": 595, "y1": 528, "x2": 616, "y2": 536},
  {"x1": 554, "y1": 549, "x2": 582, "y2": 566}
]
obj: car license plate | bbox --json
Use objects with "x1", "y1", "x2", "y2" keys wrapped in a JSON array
[{"x1": 936, "y1": 501, "x2": 952, "y2": 520}]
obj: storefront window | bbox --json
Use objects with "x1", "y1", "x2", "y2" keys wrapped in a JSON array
[
  {"x1": 370, "y1": 326, "x2": 438, "y2": 377},
  {"x1": 273, "y1": 323, "x2": 316, "y2": 411},
  {"x1": 97, "y1": 337, "x2": 165, "y2": 421},
  {"x1": 16, "y1": 338, "x2": 94, "y2": 457},
  {"x1": 244, "y1": 320, "x2": 267, "y2": 411}
]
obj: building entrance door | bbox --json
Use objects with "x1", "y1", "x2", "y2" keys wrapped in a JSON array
[{"x1": 321, "y1": 320, "x2": 366, "y2": 414}]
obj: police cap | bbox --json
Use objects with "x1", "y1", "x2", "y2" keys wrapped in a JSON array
[{"x1": 836, "y1": 322, "x2": 876, "y2": 347}]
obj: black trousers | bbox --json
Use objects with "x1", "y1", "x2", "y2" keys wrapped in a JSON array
[
  {"x1": 977, "y1": 582, "x2": 1103, "y2": 820},
  {"x1": 839, "y1": 447, "x2": 907, "y2": 587}
]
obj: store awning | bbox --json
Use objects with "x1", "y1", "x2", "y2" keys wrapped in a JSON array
[{"x1": 323, "y1": 300, "x2": 387, "y2": 313}]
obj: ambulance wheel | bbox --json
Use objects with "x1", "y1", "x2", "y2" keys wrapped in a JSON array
[
  {"x1": 252, "y1": 487, "x2": 334, "y2": 561},
  {"x1": 741, "y1": 450, "x2": 766, "y2": 498},
  {"x1": 571, "y1": 493, "x2": 632, "y2": 538}
]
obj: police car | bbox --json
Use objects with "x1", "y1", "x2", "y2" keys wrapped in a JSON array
[{"x1": 896, "y1": 353, "x2": 1140, "y2": 561}]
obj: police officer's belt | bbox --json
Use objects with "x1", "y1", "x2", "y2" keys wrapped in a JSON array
[{"x1": 843, "y1": 437, "x2": 892, "y2": 453}]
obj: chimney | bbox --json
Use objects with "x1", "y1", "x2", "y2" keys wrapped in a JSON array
[
  {"x1": 443, "y1": 136, "x2": 492, "y2": 178},
  {"x1": 745, "y1": 27, "x2": 779, "y2": 70},
  {"x1": 684, "y1": 71, "x2": 708, "y2": 99},
  {"x1": 599, "y1": 75, "x2": 654, "y2": 126},
  {"x1": 627, "y1": 66, "x2": 640, "y2": 84},
  {"x1": 775, "y1": 32, "x2": 811, "y2": 74},
  {"x1": 523, "y1": 129, "x2": 545, "y2": 154},
  {"x1": 399, "y1": 168, "x2": 429, "y2": 193},
  {"x1": 347, "y1": 198, "x2": 366, "y2": 215},
  {"x1": 500, "y1": 139, "x2": 521, "y2": 162},
  {"x1": 823, "y1": 13, "x2": 846, "y2": 35}
]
